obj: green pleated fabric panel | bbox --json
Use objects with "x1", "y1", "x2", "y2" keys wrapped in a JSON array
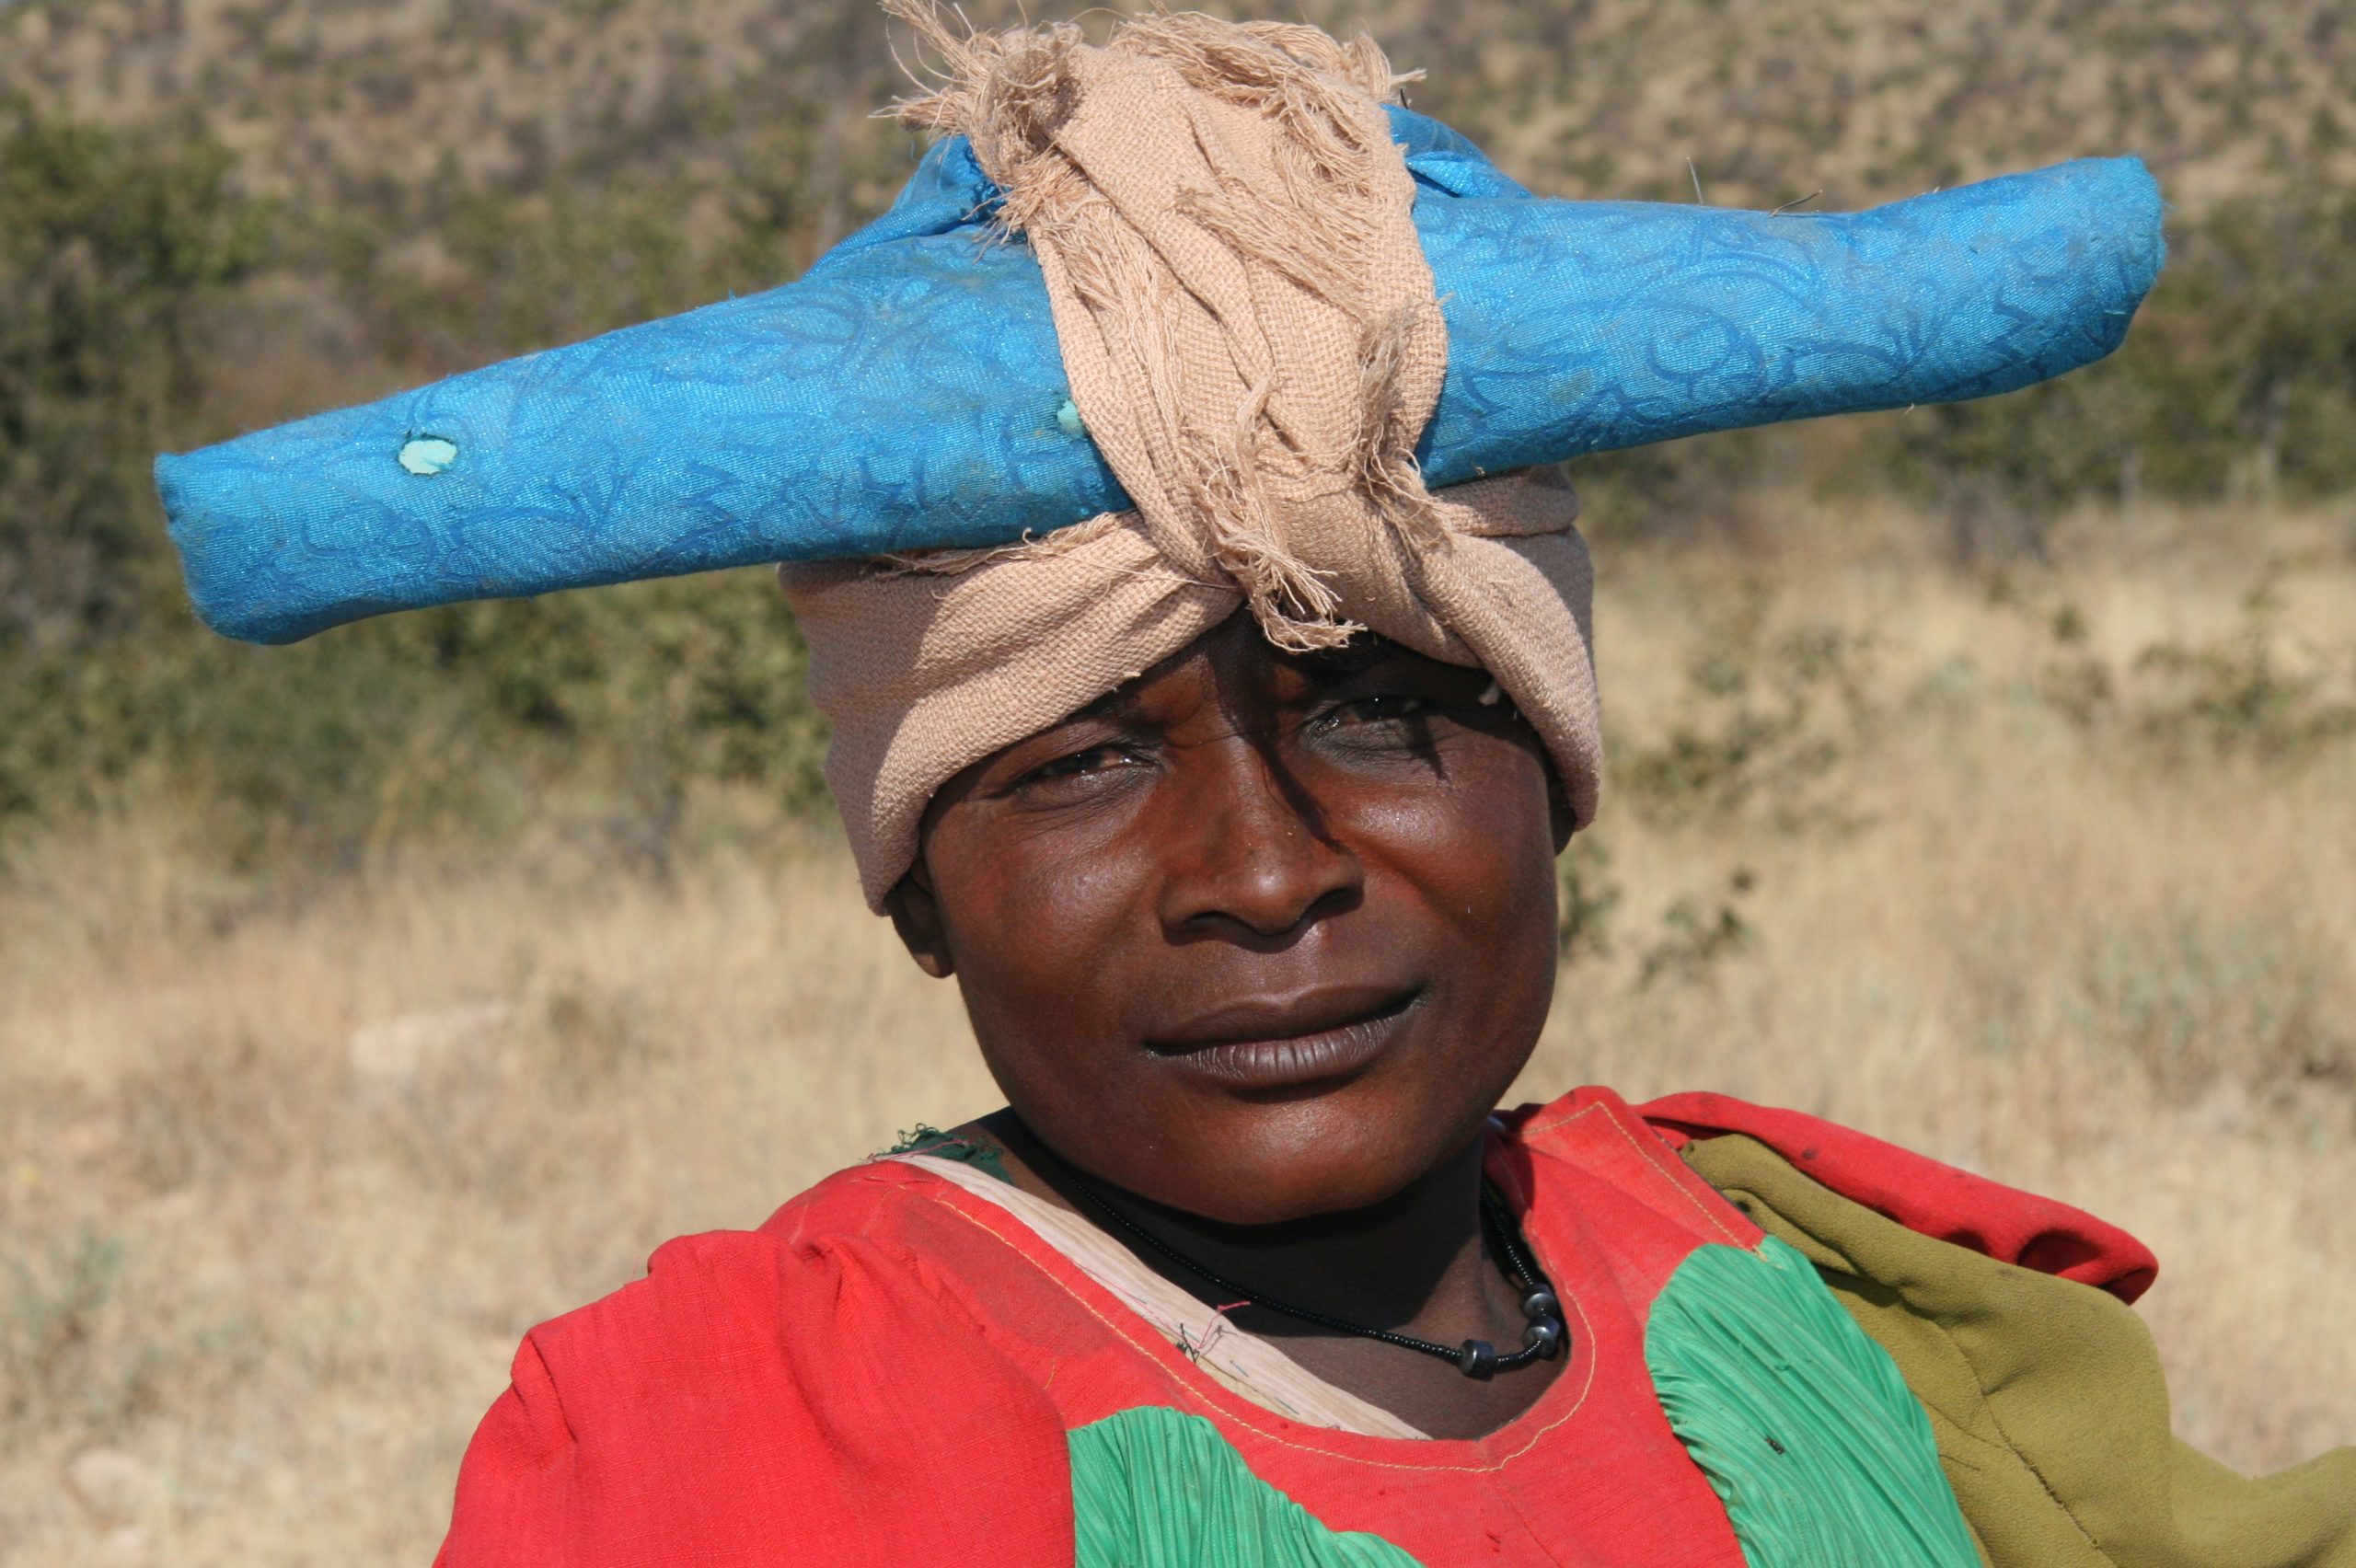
[
  {"x1": 1646, "y1": 1236, "x2": 1982, "y2": 1568},
  {"x1": 1068, "y1": 1405, "x2": 1426, "y2": 1568}
]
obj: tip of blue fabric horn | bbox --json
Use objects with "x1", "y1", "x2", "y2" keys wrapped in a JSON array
[
  {"x1": 1414, "y1": 154, "x2": 2167, "y2": 480},
  {"x1": 157, "y1": 133, "x2": 1128, "y2": 646},
  {"x1": 157, "y1": 128, "x2": 2164, "y2": 646}
]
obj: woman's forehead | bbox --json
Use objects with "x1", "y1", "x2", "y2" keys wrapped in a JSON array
[{"x1": 1080, "y1": 622, "x2": 1441, "y2": 721}]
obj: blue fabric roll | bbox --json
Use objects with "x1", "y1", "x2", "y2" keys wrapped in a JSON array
[{"x1": 158, "y1": 109, "x2": 2164, "y2": 644}]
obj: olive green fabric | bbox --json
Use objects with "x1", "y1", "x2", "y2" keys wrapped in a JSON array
[
  {"x1": 1648, "y1": 1236, "x2": 1981, "y2": 1568},
  {"x1": 1068, "y1": 1406, "x2": 1423, "y2": 1568},
  {"x1": 1682, "y1": 1134, "x2": 2356, "y2": 1568}
]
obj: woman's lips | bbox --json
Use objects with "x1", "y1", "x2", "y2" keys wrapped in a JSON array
[{"x1": 1147, "y1": 986, "x2": 1422, "y2": 1090}]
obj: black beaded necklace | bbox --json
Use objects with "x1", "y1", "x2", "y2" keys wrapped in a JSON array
[{"x1": 1033, "y1": 1137, "x2": 1568, "y2": 1380}]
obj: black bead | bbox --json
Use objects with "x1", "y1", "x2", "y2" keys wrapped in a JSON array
[
  {"x1": 1520, "y1": 1288, "x2": 1559, "y2": 1322},
  {"x1": 1458, "y1": 1339, "x2": 1499, "y2": 1378},
  {"x1": 1521, "y1": 1319, "x2": 1563, "y2": 1358}
]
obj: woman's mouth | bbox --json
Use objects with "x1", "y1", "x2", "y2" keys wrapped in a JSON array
[{"x1": 1146, "y1": 986, "x2": 1422, "y2": 1091}]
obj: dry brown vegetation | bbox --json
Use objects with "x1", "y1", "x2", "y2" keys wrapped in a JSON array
[
  {"x1": 8, "y1": 0, "x2": 2350, "y2": 219},
  {"x1": 3, "y1": 0, "x2": 2354, "y2": 1562},
  {"x1": 5, "y1": 499, "x2": 2355, "y2": 1563}
]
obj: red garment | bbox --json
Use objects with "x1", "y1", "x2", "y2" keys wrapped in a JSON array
[
  {"x1": 1638, "y1": 1091, "x2": 2157, "y2": 1302},
  {"x1": 436, "y1": 1088, "x2": 2150, "y2": 1565}
]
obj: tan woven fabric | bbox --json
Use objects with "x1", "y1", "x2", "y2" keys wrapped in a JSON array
[{"x1": 783, "y1": 10, "x2": 1602, "y2": 907}]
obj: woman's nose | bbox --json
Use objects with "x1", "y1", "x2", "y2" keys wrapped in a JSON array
[{"x1": 1151, "y1": 736, "x2": 1363, "y2": 940}]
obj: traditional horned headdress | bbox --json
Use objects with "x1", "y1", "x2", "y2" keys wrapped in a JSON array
[{"x1": 158, "y1": 6, "x2": 2164, "y2": 902}]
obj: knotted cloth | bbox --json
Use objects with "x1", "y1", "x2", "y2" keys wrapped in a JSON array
[{"x1": 783, "y1": 8, "x2": 1601, "y2": 906}]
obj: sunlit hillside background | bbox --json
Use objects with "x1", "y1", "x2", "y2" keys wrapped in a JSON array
[{"x1": 4, "y1": 0, "x2": 2354, "y2": 1561}]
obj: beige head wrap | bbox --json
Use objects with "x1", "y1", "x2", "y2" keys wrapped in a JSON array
[{"x1": 782, "y1": 8, "x2": 1602, "y2": 908}]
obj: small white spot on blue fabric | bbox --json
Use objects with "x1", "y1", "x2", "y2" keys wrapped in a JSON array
[{"x1": 398, "y1": 436, "x2": 460, "y2": 477}]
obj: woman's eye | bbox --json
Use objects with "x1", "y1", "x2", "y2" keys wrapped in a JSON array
[
  {"x1": 1317, "y1": 693, "x2": 1430, "y2": 730},
  {"x1": 1023, "y1": 744, "x2": 1135, "y2": 784}
]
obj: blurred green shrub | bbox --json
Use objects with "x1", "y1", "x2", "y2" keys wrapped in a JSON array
[
  {"x1": 0, "y1": 98, "x2": 267, "y2": 820},
  {"x1": 2025, "y1": 568, "x2": 2356, "y2": 766},
  {"x1": 1555, "y1": 831, "x2": 1622, "y2": 964},
  {"x1": 2074, "y1": 906, "x2": 2356, "y2": 1098},
  {"x1": 0, "y1": 1224, "x2": 130, "y2": 1434},
  {"x1": 1635, "y1": 869, "x2": 1759, "y2": 992},
  {"x1": 1619, "y1": 586, "x2": 1880, "y2": 834},
  {"x1": 2131, "y1": 574, "x2": 2356, "y2": 764},
  {"x1": 0, "y1": 98, "x2": 268, "y2": 655},
  {"x1": 0, "y1": 106, "x2": 836, "y2": 869}
]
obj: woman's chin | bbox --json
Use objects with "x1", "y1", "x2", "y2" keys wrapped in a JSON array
[{"x1": 1111, "y1": 1116, "x2": 1460, "y2": 1228}]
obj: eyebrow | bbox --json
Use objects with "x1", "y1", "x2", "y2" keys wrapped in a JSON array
[
  {"x1": 1291, "y1": 634, "x2": 1403, "y2": 682},
  {"x1": 1073, "y1": 634, "x2": 1414, "y2": 725}
]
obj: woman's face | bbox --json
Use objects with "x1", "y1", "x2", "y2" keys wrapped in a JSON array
[{"x1": 887, "y1": 613, "x2": 1572, "y2": 1225}]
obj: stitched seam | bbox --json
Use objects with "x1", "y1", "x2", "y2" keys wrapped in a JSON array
[
  {"x1": 1931, "y1": 1309, "x2": 2118, "y2": 1562},
  {"x1": 1511, "y1": 1101, "x2": 1750, "y2": 1246},
  {"x1": 1514, "y1": 1100, "x2": 1602, "y2": 1138},
  {"x1": 872, "y1": 1168, "x2": 1601, "y2": 1474},
  {"x1": 1592, "y1": 1103, "x2": 1750, "y2": 1246}
]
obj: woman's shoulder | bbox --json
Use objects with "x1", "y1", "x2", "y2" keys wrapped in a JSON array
[
  {"x1": 1631, "y1": 1089, "x2": 2155, "y2": 1297},
  {"x1": 1500, "y1": 1086, "x2": 2154, "y2": 1297},
  {"x1": 438, "y1": 1159, "x2": 1075, "y2": 1564},
  {"x1": 514, "y1": 1159, "x2": 999, "y2": 1391},
  {"x1": 1608, "y1": 1090, "x2": 2356, "y2": 1565}
]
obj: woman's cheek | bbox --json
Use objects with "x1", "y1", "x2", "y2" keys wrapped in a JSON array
[{"x1": 1370, "y1": 773, "x2": 1551, "y2": 917}]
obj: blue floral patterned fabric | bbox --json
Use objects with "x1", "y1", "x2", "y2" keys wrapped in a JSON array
[{"x1": 157, "y1": 108, "x2": 2164, "y2": 644}]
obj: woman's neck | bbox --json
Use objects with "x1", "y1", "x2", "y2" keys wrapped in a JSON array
[{"x1": 970, "y1": 1110, "x2": 1564, "y2": 1440}]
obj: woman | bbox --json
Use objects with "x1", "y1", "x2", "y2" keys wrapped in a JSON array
[{"x1": 157, "y1": 8, "x2": 2350, "y2": 1564}]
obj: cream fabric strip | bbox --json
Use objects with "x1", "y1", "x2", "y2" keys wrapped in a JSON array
[
  {"x1": 787, "y1": 469, "x2": 1597, "y2": 909},
  {"x1": 888, "y1": 1152, "x2": 1429, "y2": 1440},
  {"x1": 782, "y1": 13, "x2": 1603, "y2": 908}
]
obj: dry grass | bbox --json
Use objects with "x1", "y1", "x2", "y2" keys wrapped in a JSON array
[{"x1": 5, "y1": 502, "x2": 2355, "y2": 1563}]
